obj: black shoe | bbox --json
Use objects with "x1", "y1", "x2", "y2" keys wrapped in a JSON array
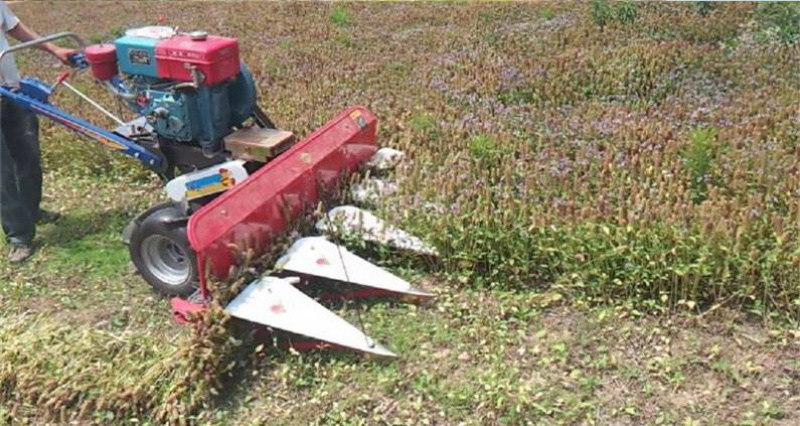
[
  {"x1": 37, "y1": 209, "x2": 62, "y2": 224},
  {"x1": 8, "y1": 244, "x2": 34, "y2": 264}
]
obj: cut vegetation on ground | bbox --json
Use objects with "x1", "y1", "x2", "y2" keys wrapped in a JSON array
[{"x1": 1, "y1": 2, "x2": 798, "y2": 425}]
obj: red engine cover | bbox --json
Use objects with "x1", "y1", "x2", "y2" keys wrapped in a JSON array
[{"x1": 155, "y1": 35, "x2": 240, "y2": 86}]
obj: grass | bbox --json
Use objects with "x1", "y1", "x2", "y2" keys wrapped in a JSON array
[
  {"x1": 590, "y1": 0, "x2": 639, "y2": 28},
  {"x1": 755, "y1": 3, "x2": 800, "y2": 44},
  {"x1": 0, "y1": 1, "x2": 798, "y2": 424},
  {"x1": 331, "y1": 6, "x2": 352, "y2": 28},
  {"x1": 217, "y1": 294, "x2": 799, "y2": 425},
  {"x1": 683, "y1": 126, "x2": 717, "y2": 203}
]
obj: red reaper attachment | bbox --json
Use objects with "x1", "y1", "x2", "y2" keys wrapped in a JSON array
[{"x1": 172, "y1": 107, "x2": 434, "y2": 356}]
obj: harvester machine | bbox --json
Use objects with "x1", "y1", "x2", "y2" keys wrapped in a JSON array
[{"x1": 0, "y1": 27, "x2": 435, "y2": 357}]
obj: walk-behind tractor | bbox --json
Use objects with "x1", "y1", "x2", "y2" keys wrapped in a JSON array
[{"x1": 0, "y1": 28, "x2": 434, "y2": 356}]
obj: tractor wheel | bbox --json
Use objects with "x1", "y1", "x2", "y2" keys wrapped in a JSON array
[{"x1": 129, "y1": 203, "x2": 198, "y2": 296}]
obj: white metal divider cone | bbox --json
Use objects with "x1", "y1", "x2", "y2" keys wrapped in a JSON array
[
  {"x1": 224, "y1": 147, "x2": 436, "y2": 357},
  {"x1": 275, "y1": 237, "x2": 433, "y2": 298},
  {"x1": 225, "y1": 277, "x2": 397, "y2": 357}
]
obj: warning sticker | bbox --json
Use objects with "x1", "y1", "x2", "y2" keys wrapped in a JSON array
[
  {"x1": 350, "y1": 110, "x2": 368, "y2": 129},
  {"x1": 129, "y1": 48, "x2": 151, "y2": 65}
]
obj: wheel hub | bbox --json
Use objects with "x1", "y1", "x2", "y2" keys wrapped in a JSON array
[{"x1": 140, "y1": 235, "x2": 190, "y2": 286}]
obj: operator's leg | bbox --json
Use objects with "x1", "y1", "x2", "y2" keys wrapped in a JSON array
[
  {"x1": 0, "y1": 95, "x2": 40, "y2": 250},
  {"x1": 6, "y1": 98, "x2": 43, "y2": 221}
]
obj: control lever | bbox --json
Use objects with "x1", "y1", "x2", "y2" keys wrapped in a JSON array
[{"x1": 51, "y1": 69, "x2": 125, "y2": 126}]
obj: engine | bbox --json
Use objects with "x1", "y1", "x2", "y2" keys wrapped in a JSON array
[{"x1": 84, "y1": 27, "x2": 257, "y2": 154}]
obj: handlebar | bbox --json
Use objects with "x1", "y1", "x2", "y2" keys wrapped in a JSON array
[
  {"x1": 68, "y1": 53, "x2": 89, "y2": 70},
  {"x1": 0, "y1": 32, "x2": 86, "y2": 64}
]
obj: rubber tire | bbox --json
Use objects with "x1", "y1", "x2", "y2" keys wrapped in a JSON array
[{"x1": 129, "y1": 204, "x2": 198, "y2": 296}]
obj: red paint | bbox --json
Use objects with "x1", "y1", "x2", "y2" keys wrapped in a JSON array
[
  {"x1": 84, "y1": 44, "x2": 118, "y2": 81},
  {"x1": 155, "y1": 35, "x2": 240, "y2": 86},
  {"x1": 55, "y1": 71, "x2": 71, "y2": 85},
  {"x1": 277, "y1": 340, "x2": 338, "y2": 351},
  {"x1": 270, "y1": 303, "x2": 286, "y2": 314},
  {"x1": 187, "y1": 106, "x2": 377, "y2": 297},
  {"x1": 319, "y1": 288, "x2": 394, "y2": 301},
  {"x1": 170, "y1": 297, "x2": 205, "y2": 323},
  {"x1": 316, "y1": 257, "x2": 329, "y2": 266}
]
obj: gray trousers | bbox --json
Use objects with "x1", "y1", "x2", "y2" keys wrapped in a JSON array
[{"x1": 0, "y1": 93, "x2": 42, "y2": 246}]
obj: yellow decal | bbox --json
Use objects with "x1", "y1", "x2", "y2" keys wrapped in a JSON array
[
  {"x1": 185, "y1": 168, "x2": 237, "y2": 199},
  {"x1": 349, "y1": 110, "x2": 368, "y2": 129},
  {"x1": 186, "y1": 182, "x2": 229, "y2": 199}
]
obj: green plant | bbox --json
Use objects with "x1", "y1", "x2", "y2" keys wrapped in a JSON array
[
  {"x1": 591, "y1": 0, "x2": 638, "y2": 27},
  {"x1": 683, "y1": 127, "x2": 717, "y2": 204},
  {"x1": 538, "y1": 7, "x2": 557, "y2": 21},
  {"x1": 408, "y1": 113, "x2": 442, "y2": 144},
  {"x1": 331, "y1": 6, "x2": 352, "y2": 28},
  {"x1": 615, "y1": 1, "x2": 638, "y2": 25},
  {"x1": 756, "y1": 3, "x2": 800, "y2": 44},
  {"x1": 468, "y1": 134, "x2": 506, "y2": 164},
  {"x1": 591, "y1": 0, "x2": 613, "y2": 27},
  {"x1": 409, "y1": 113, "x2": 436, "y2": 133},
  {"x1": 335, "y1": 32, "x2": 353, "y2": 48},
  {"x1": 694, "y1": 1, "x2": 714, "y2": 17}
]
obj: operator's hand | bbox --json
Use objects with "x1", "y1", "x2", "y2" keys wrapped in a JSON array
[{"x1": 52, "y1": 46, "x2": 79, "y2": 66}]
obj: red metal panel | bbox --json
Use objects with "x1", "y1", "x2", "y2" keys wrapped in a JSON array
[
  {"x1": 155, "y1": 35, "x2": 240, "y2": 85},
  {"x1": 170, "y1": 297, "x2": 205, "y2": 323},
  {"x1": 187, "y1": 106, "x2": 377, "y2": 294},
  {"x1": 84, "y1": 44, "x2": 118, "y2": 80}
]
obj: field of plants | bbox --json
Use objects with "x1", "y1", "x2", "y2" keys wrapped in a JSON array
[{"x1": 0, "y1": 1, "x2": 798, "y2": 425}]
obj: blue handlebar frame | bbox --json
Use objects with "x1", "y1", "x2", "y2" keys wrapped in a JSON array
[{"x1": 0, "y1": 78, "x2": 164, "y2": 171}]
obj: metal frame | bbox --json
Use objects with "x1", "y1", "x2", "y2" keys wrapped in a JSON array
[
  {"x1": 0, "y1": 82, "x2": 166, "y2": 170},
  {"x1": 0, "y1": 32, "x2": 167, "y2": 171},
  {"x1": 0, "y1": 32, "x2": 86, "y2": 62}
]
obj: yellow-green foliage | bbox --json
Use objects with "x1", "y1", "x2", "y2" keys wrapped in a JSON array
[
  {"x1": 14, "y1": 1, "x2": 800, "y2": 315},
  {"x1": 0, "y1": 313, "x2": 183, "y2": 423},
  {"x1": 1, "y1": 1, "x2": 798, "y2": 422},
  {"x1": 0, "y1": 265, "x2": 262, "y2": 424}
]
